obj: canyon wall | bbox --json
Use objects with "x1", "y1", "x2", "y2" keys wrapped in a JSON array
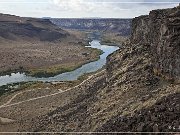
[
  {"x1": 7, "y1": 5, "x2": 179, "y2": 133},
  {"x1": 99, "y1": 5, "x2": 180, "y2": 132},
  {"x1": 50, "y1": 18, "x2": 132, "y2": 36},
  {"x1": 130, "y1": 6, "x2": 180, "y2": 82},
  {"x1": 107, "y1": 5, "x2": 180, "y2": 84}
]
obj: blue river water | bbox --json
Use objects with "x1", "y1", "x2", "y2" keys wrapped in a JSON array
[{"x1": 0, "y1": 40, "x2": 119, "y2": 86}]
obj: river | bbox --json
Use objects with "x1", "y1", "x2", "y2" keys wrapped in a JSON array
[{"x1": 0, "y1": 40, "x2": 119, "y2": 86}]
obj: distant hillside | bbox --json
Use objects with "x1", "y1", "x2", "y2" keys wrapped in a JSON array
[
  {"x1": 0, "y1": 13, "x2": 100, "y2": 78},
  {"x1": 0, "y1": 14, "x2": 69, "y2": 42},
  {"x1": 50, "y1": 18, "x2": 132, "y2": 36}
]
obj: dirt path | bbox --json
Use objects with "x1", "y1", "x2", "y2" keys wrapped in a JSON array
[
  {"x1": 0, "y1": 70, "x2": 105, "y2": 109},
  {"x1": 0, "y1": 89, "x2": 37, "y2": 108},
  {"x1": 0, "y1": 117, "x2": 15, "y2": 124}
]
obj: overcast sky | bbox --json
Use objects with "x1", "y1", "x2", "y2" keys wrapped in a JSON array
[{"x1": 0, "y1": 0, "x2": 179, "y2": 18}]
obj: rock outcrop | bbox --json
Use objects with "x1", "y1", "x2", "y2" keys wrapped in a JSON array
[
  {"x1": 100, "y1": 5, "x2": 180, "y2": 132},
  {"x1": 131, "y1": 6, "x2": 180, "y2": 82},
  {"x1": 1, "y1": 5, "x2": 179, "y2": 133}
]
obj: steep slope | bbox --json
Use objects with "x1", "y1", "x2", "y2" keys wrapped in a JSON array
[
  {"x1": 27, "y1": 5, "x2": 180, "y2": 132},
  {"x1": 0, "y1": 14, "x2": 68, "y2": 41},
  {"x1": 131, "y1": 7, "x2": 180, "y2": 83},
  {"x1": 51, "y1": 18, "x2": 132, "y2": 45},
  {"x1": 0, "y1": 6, "x2": 179, "y2": 133},
  {"x1": 98, "y1": 5, "x2": 180, "y2": 132}
]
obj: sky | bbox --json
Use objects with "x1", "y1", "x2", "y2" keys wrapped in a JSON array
[{"x1": 0, "y1": 0, "x2": 179, "y2": 18}]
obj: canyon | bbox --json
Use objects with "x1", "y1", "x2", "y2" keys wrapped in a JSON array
[
  {"x1": 0, "y1": 14, "x2": 101, "y2": 77},
  {"x1": 0, "y1": 5, "x2": 179, "y2": 133},
  {"x1": 51, "y1": 18, "x2": 132, "y2": 45},
  {"x1": 50, "y1": 18, "x2": 131, "y2": 36}
]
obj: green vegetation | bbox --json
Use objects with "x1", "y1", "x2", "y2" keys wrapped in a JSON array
[
  {"x1": 0, "y1": 67, "x2": 24, "y2": 76},
  {"x1": 0, "y1": 81, "x2": 38, "y2": 97},
  {"x1": 27, "y1": 64, "x2": 82, "y2": 78},
  {"x1": 0, "y1": 67, "x2": 104, "y2": 97}
]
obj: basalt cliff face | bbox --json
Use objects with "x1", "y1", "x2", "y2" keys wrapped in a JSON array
[
  {"x1": 16, "y1": 6, "x2": 180, "y2": 133},
  {"x1": 107, "y1": 6, "x2": 180, "y2": 88},
  {"x1": 131, "y1": 7, "x2": 180, "y2": 83},
  {"x1": 100, "y1": 5, "x2": 180, "y2": 132}
]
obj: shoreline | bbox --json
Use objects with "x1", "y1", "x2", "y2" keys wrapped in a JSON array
[
  {"x1": 0, "y1": 45, "x2": 103, "y2": 78},
  {"x1": 0, "y1": 36, "x2": 118, "y2": 88},
  {"x1": 0, "y1": 67, "x2": 105, "y2": 97},
  {"x1": 26, "y1": 48, "x2": 103, "y2": 78}
]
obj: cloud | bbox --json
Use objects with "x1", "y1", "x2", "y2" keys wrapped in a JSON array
[
  {"x1": 50, "y1": 0, "x2": 94, "y2": 11},
  {"x1": 0, "y1": 0, "x2": 179, "y2": 18},
  {"x1": 49, "y1": 0, "x2": 179, "y2": 18},
  {"x1": 50, "y1": 0, "x2": 179, "y2": 11},
  {"x1": 49, "y1": 0, "x2": 139, "y2": 18}
]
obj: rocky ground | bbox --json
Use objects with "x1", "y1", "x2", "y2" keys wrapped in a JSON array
[
  {"x1": 98, "y1": 93, "x2": 180, "y2": 132},
  {"x1": 0, "y1": 69, "x2": 106, "y2": 132},
  {"x1": 0, "y1": 5, "x2": 179, "y2": 134}
]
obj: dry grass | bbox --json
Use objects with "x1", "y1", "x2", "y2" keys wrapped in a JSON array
[{"x1": 0, "y1": 32, "x2": 102, "y2": 77}]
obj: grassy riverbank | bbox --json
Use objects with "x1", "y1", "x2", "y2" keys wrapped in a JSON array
[
  {"x1": 26, "y1": 48, "x2": 103, "y2": 78},
  {"x1": 0, "y1": 67, "x2": 105, "y2": 98},
  {"x1": 0, "y1": 82, "x2": 38, "y2": 97},
  {"x1": 0, "y1": 42, "x2": 103, "y2": 78}
]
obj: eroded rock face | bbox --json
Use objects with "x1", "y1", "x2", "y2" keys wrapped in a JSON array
[
  {"x1": 1, "y1": 6, "x2": 179, "y2": 133},
  {"x1": 152, "y1": 7, "x2": 180, "y2": 82},
  {"x1": 131, "y1": 6, "x2": 180, "y2": 82},
  {"x1": 101, "y1": 5, "x2": 180, "y2": 132},
  {"x1": 107, "y1": 5, "x2": 180, "y2": 84}
]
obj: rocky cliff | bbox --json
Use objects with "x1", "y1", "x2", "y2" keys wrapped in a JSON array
[
  {"x1": 107, "y1": 6, "x2": 180, "y2": 85},
  {"x1": 2, "y1": 6, "x2": 179, "y2": 133},
  {"x1": 99, "y1": 5, "x2": 180, "y2": 132},
  {"x1": 50, "y1": 18, "x2": 132, "y2": 36},
  {"x1": 131, "y1": 6, "x2": 180, "y2": 83}
]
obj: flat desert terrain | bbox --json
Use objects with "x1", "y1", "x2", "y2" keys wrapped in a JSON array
[{"x1": 0, "y1": 37, "x2": 101, "y2": 77}]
